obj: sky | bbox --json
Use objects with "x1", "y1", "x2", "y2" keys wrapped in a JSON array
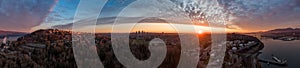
[{"x1": 0, "y1": 0, "x2": 300, "y2": 33}]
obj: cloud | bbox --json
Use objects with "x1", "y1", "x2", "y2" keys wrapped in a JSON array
[
  {"x1": 226, "y1": 25, "x2": 241, "y2": 30},
  {"x1": 51, "y1": 17, "x2": 120, "y2": 29},
  {"x1": 218, "y1": 0, "x2": 300, "y2": 30},
  {"x1": 52, "y1": 0, "x2": 300, "y2": 31},
  {"x1": 169, "y1": 0, "x2": 300, "y2": 30},
  {"x1": 137, "y1": 17, "x2": 169, "y2": 23},
  {"x1": 43, "y1": 0, "x2": 79, "y2": 24},
  {"x1": 52, "y1": 16, "x2": 179, "y2": 30},
  {"x1": 44, "y1": 0, "x2": 135, "y2": 23},
  {"x1": 0, "y1": 0, "x2": 57, "y2": 32}
]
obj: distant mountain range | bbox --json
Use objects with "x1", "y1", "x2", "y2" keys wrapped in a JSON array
[
  {"x1": 247, "y1": 28, "x2": 300, "y2": 34},
  {"x1": 247, "y1": 28, "x2": 300, "y2": 41},
  {"x1": 265, "y1": 28, "x2": 300, "y2": 33},
  {"x1": 0, "y1": 30, "x2": 28, "y2": 38}
]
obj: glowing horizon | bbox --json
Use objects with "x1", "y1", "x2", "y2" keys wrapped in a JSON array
[{"x1": 59, "y1": 23, "x2": 248, "y2": 33}]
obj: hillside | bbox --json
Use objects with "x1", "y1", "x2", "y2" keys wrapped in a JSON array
[
  {"x1": 260, "y1": 28, "x2": 300, "y2": 40},
  {"x1": 0, "y1": 29, "x2": 264, "y2": 68}
]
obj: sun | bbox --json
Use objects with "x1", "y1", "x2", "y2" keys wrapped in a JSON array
[{"x1": 197, "y1": 30, "x2": 204, "y2": 34}]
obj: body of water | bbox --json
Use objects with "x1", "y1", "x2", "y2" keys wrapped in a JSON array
[
  {"x1": 258, "y1": 37, "x2": 300, "y2": 68},
  {"x1": 0, "y1": 36, "x2": 22, "y2": 42}
]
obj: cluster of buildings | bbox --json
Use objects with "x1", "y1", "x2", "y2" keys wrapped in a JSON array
[
  {"x1": 0, "y1": 29, "x2": 271, "y2": 67},
  {"x1": 226, "y1": 40, "x2": 258, "y2": 53},
  {"x1": 223, "y1": 38, "x2": 263, "y2": 67}
]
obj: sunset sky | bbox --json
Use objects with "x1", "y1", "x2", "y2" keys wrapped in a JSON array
[{"x1": 0, "y1": 0, "x2": 300, "y2": 33}]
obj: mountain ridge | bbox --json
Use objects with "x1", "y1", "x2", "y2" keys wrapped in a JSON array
[{"x1": 0, "y1": 30, "x2": 28, "y2": 38}]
